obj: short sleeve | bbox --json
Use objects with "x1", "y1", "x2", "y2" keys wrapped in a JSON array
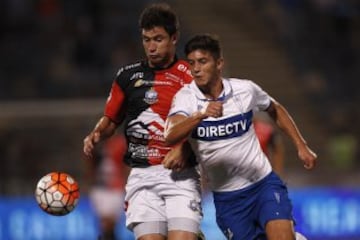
[
  {"x1": 104, "y1": 81, "x2": 125, "y2": 123},
  {"x1": 168, "y1": 86, "x2": 196, "y2": 117},
  {"x1": 250, "y1": 81, "x2": 271, "y2": 111}
]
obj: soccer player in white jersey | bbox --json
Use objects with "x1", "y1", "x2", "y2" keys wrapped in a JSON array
[{"x1": 164, "y1": 34, "x2": 317, "y2": 240}]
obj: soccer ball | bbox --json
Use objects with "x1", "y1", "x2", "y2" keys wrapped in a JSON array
[{"x1": 35, "y1": 172, "x2": 80, "y2": 216}]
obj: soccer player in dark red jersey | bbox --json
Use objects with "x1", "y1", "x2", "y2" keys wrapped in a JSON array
[{"x1": 83, "y1": 3, "x2": 202, "y2": 240}]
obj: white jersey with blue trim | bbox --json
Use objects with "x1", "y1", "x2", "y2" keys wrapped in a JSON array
[{"x1": 169, "y1": 78, "x2": 273, "y2": 192}]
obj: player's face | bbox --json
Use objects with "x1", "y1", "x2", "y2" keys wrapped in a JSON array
[
  {"x1": 142, "y1": 27, "x2": 177, "y2": 68},
  {"x1": 187, "y1": 50, "x2": 223, "y2": 90}
]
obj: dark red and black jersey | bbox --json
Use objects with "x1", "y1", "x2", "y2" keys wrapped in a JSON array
[
  {"x1": 253, "y1": 120, "x2": 275, "y2": 157},
  {"x1": 104, "y1": 58, "x2": 193, "y2": 167}
]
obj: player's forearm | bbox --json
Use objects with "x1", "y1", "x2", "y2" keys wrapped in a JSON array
[
  {"x1": 93, "y1": 116, "x2": 117, "y2": 140},
  {"x1": 165, "y1": 113, "x2": 204, "y2": 146},
  {"x1": 274, "y1": 102, "x2": 308, "y2": 150}
]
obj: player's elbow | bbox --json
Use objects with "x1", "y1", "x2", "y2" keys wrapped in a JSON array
[
  {"x1": 164, "y1": 117, "x2": 188, "y2": 146},
  {"x1": 164, "y1": 140, "x2": 172, "y2": 147},
  {"x1": 164, "y1": 120, "x2": 178, "y2": 146},
  {"x1": 164, "y1": 129, "x2": 182, "y2": 146},
  {"x1": 164, "y1": 134, "x2": 176, "y2": 147},
  {"x1": 164, "y1": 131, "x2": 188, "y2": 147}
]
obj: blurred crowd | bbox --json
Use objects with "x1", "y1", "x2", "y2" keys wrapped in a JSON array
[
  {"x1": 256, "y1": 0, "x2": 360, "y2": 116},
  {"x1": 0, "y1": 0, "x2": 146, "y2": 99},
  {"x1": 253, "y1": 0, "x2": 360, "y2": 171},
  {"x1": 2, "y1": 0, "x2": 358, "y2": 110}
]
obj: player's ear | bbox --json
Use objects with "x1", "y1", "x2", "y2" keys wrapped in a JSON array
[
  {"x1": 171, "y1": 31, "x2": 179, "y2": 45},
  {"x1": 217, "y1": 57, "x2": 224, "y2": 70}
]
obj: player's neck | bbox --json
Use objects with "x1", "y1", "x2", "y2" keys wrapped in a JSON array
[
  {"x1": 202, "y1": 79, "x2": 223, "y2": 100},
  {"x1": 148, "y1": 53, "x2": 176, "y2": 69}
]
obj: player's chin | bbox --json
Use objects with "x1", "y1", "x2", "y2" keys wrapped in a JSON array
[
  {"x1": 194, "y1": 78, "x2": 207, "y2": 86},
  {"x1": 148, "y1": 56, "x2": 163, "y2": 66}
]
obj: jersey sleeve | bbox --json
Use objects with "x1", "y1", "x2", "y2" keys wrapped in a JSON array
[
  {"x1": 168, "y1": 86, "x2": 195, "y2": 117},
  {"x1": 177, "y1": 59, "x2": 193, "y2": 84},
  {"x1": 104, "y1": 81, "x2": 125, "y2": 124},
  {"x1": 250, "y1": 81, "x2": 271, "y2": 111}
]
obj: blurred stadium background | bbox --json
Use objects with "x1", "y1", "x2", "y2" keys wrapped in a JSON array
[{"x1": 0, "y1": 0, "x2": 359, "y2": 239}]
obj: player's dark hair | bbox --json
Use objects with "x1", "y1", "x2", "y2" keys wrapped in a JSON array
[
  {"x1": 185, "y1": 34, "x2": 222, "y2": 60},
  {"x1": 139, "y1": 3, "x2": 179, "y2": 36}
]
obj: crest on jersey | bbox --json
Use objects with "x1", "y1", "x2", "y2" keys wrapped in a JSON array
[{"x1": 144, "y1": 88, "x2": 158, "y2": 104}]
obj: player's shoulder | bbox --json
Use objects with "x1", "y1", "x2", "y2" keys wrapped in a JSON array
[
  {"x1": 177, "y1": 82, "x2": 193, "y2": 95},
  {"x1": 227, "y1": 77, "x2": 257, "y2": 89},
  {"x1": 171, "y1": 59, "x2": 192, "y2": 81},
  {"x1": 115, "y1": 61, "x2": 144, "y2": 77},
  {"x1": 173, "y1": 58, "x2": 190, "y2": 69},
  {"x1": 172, "y1": 83, "x2": 194, "y2": 102}
]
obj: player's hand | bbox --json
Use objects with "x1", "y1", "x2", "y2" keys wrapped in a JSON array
[
  {"x1": 163, "y1": 143, "x2": 191, "y2": 171},
  {"x1": 83, "y1": 131, "x2": 101, "y2": 158},
  {"x1": 298, "y1": 145, "x2": 317, "y2": 170},
  {"x1": 200, "y1": 101, "x2": 223, "y2": 118}
]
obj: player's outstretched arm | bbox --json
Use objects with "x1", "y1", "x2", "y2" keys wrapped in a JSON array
[
  {"x1": 266, "y1": 100, "x2": 317, "y2": 170},
  {"x1": 83, "y1": 116, "x2": 118, "y2": 158}
]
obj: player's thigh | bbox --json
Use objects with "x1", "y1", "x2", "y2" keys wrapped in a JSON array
[
  {"x1": 214, "y1": 192, "x2": 257, "y2": 240},
  {"x1": 265, "y1": 219, "x2": 295, "y2": 240},
  {"x1": 258, "y1": 173, "x2": 294, "y2": 228},
  {"x1": 125, "y1": 171, "x2": 167, "y2": 230},
  {"x1": 165, "y1": 177, "x2": 202, "y2": 234},
  {"x1": 126, "y1": 188, "x2": 166, "y2": 229},
  {"x1": 215, "y1": 206, "x2": 256, "y2": 240},
  {"x1": 166, "y1": 197, "x2": 202, "y2": 233}
]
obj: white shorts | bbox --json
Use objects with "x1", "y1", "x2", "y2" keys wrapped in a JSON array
[
  {"x1": 89, "y1": 187, "x2": 124, "y2": 219},
  {"x1": 125, "y1": 165, "x2": 202, "y2": 234}
]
